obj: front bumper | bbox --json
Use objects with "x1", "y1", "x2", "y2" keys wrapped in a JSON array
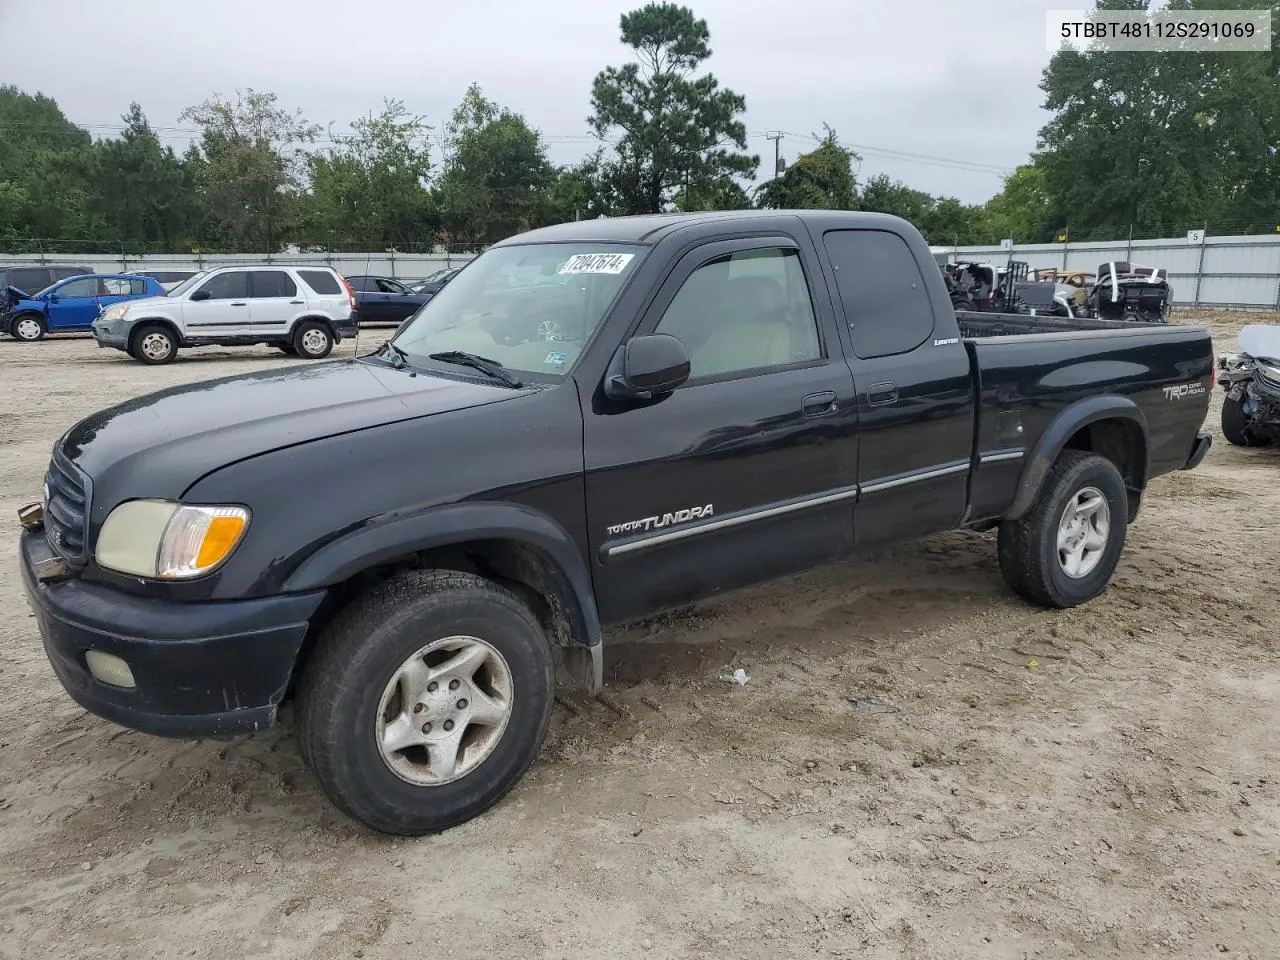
[
  {"x1": 91, "y1": 321, "x2": 128, "y2": 349},
  {"x1": 20, "y1": 529, "x2": 326, "y2": 738},
  {"x1": 1182, "y1": 430, "x2": 1212, "y2": 471}
]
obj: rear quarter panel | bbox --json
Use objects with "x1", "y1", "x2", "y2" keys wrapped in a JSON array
[{"x1": 967, "y1": 325, "x2": 1212, "y2": 519}]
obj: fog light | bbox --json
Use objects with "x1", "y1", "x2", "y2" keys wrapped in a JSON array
[{"x1": 84, "y1": 650, "x2": 136, "y2": 689}]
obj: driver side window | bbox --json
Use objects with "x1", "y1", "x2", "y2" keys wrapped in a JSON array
[
  {"x1": 654, "y1": 248, "x2": 822, "y2": 379},
  {"x1": 54, "y1": 278, "x2": 99, "y2": 298},
  {"x1": 197, "y1": 272, "x2": 249, "y2": 300}
]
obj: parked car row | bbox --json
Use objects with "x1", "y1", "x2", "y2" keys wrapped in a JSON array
[{"x1": 1, "y1": 262, "x2": 465, "y2": 362}]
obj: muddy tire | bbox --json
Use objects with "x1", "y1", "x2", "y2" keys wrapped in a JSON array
[
  {"x1": 296, "y1": 570, "x2": 554, "y2": 835},
  {"x1": 1221, "y1": 395, "x2": 1268, "y2": 446},
  {"x1": 998, "y1": 451, "x2": 1128, "y2": 609},
  {"x1": 129, "y1": 323, "x2": 178, "y2": 365}
]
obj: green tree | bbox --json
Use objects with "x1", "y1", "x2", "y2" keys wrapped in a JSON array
[
  {"x1": 0, "y1": 85, "x2": 97, "y2": 242},
  {"x1": 1037, "y1": 0, "x2": 1280, "y2": 237},
  {"x1": 858, "y1": 174, "x2": 936, "y2": 224},
  {"x1": 981, "y1": 164, "x2": 1057, "y2": 243},
  {"x1": 180, "y1": 89, "x2": 320, "y2": 251},
  {"x1": 755, "y1": 127, "x2": 858, "y2": 209},
  {"x1": 90, "y1": 103, "x2": 192, "y2": 249},
  {"x1": 542, "y1": 150, "x2": 622, "y2": 222},
  {"x1": 436, "y1": 85, "x2": 555, "y2": 246},
  {"x1": 588, "y1": 2, "x2": 758, "y2": 213},
  {"x1": 306, "y1": 99, "x2": 436, "y2": 249}
]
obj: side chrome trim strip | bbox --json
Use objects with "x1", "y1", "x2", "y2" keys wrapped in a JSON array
[
  {"x1": 859, "y1": 461, "x2": 970, "y2": 495},
  {"x1": 604, "y1": 483, "x2": 860, "y2": 558},
  {"x1": 979, "y1": 450, "x2": 1025, "y2": 464}
]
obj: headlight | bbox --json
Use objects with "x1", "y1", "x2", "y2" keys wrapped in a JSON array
[
  {"x1": 1258, "y1": 360, "x2": 1280, "y2": 382},
  {"x1": 95, "y1": 500, "x2": 249, "y2": 579},
  {"x1": 99, "y1": 303, "x2": 129, "y2": 323}
]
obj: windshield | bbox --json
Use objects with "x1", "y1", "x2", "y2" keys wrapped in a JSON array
[
  {"x1": 167, "y1": 271, "x2": 208, "y2": 297},
  {"x1": 391, "y1": 243, "x2": 644, "y2": 378}
]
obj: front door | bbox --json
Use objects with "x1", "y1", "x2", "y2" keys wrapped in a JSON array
[
  {"x1": 183, "y1": 271, "x2": 251, "y2": 339},
  {"x1": 583, "y1": 235, "x2": 859, "y2": 625},
  {"x1": 248, "y1": 269, "x2": 302, "y2": 338},
  {"x1": 818, "y1": 228, "x2": 975, "y2": 545},
  {"x1": 45, "y1": 277, "x2": 102, "y2": 331}
]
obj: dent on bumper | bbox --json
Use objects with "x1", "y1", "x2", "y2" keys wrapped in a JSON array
[{"x1": 20, "y1": 530, "x2": 326, "y2": 738}]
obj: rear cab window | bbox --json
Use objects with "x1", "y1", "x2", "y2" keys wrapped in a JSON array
[
  {"x1": 823, "y1": 230, "x2": 936, "y2": 359},
  {"x1": 298, "y1": 270, "x2": 342, "y2": 295}
]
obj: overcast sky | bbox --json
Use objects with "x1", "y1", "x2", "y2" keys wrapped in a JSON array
[{"x1": 2, "y1": 0, "x2": 1068, "y2": 204}]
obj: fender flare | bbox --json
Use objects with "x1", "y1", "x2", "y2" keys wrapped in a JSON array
[
  {"x1": 1005, "y1": 395, "x2": 1149, "y2": 521},
  {"x1": 126, "y1": 316, "x2": 183, "y2": 348},
  {"x1": 282, "y1": 500, "x2": 603, "y2": 652}
]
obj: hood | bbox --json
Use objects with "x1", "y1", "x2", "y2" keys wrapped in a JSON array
[
  {"x1": 60, "y1": 358, "x2": 526, "y2": 507},
  {"x1": 111, "y1": 294, "x2": 169, "y2": 315},
  {"x1": 1239, "y1": 324, "x2": 1280, "y2": 364}
]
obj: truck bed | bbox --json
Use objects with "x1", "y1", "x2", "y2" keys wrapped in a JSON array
[{"x1": 955, "y1": 310, "x2": 1161, "y2": 340}]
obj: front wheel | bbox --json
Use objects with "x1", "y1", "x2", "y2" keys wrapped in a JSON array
[
  {"x1": 1221, "y1": 394, "x2": 1268, "y2": 446},
  {"x1": 998, "y1": 450, "x2": 1128, "y2": 608},
  {"x1": 296, "y1": 570, "x2": 554, "y2": 835},
  {"x1": 10, "y1": 313, "x2": 46, "y2": 342},
  {"x1": 130, "y1": 323, "x2": 178, "y2": 364},
  {"x1": 293, "y1": 321, "x2": 334, "y2": 359}
]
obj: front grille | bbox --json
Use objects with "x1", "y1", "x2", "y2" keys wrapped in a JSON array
[{"x1": 44, "y1": 449, "x2": 90, "y2": 563}]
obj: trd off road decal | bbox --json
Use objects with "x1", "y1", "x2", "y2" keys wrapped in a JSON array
[
  {"x1": 607, "y1": 504, "x2": 713, "y2": 537},
  {"x1": 1163, "y1": 382, "x2": 1207, "y2": 401}
]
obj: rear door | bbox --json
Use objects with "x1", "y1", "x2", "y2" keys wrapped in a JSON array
[
  {"x1": 248, "y1": 269, "x2": 302, "y2": 338},
  {"x1": 817, "y1": 228, "x2": 975, "y2": 546},
  {"x1": 183, "y1": 271, "x2": 251, "y2": 339},
  {"x1": 45, "y1": 277, "x2": 101, "y2": 330}
]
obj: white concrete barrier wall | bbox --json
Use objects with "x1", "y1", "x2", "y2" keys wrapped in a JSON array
[{"x1": 0, "y1": 251, "x2": 478, "y2": 282}]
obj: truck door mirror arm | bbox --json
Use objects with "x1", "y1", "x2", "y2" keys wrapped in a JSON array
[{"x1": 604, "y1": 334, "x2": 691, "y2": 401}]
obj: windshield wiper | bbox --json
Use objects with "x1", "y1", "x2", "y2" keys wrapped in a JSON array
[
  {"x1": 380, "y1": 341, "x2": 409, "y2": 369},
  {"x1": 428, "y1": 351, "x2": 523, "y2": 388}
]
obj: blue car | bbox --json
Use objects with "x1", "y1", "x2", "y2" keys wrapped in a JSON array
[{"x1": 6, "y1": 274, "x2": 166, "y2": 342}]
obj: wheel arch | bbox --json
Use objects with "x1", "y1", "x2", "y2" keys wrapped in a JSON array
[
  {"x1": 1006, "y1": 396, "x2": 1149, "y2": 522},
  {"x1": 282, "y1": 501, "x2": 603, "y2": 693},
  {"x1": 127, "y1": 316, "x2": 183, "y2": 350},
  {"x1": 292, "y1": 314, "x2": 338, "y2": 339}
]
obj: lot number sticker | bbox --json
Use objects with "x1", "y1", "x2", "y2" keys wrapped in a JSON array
[{"x1": 559, "y1": 253, "x2": 635, "y2": 275}]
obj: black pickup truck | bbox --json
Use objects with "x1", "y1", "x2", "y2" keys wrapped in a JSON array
[{"x1": 18, "y1": 211, "x2": 1213, "y2": 835}]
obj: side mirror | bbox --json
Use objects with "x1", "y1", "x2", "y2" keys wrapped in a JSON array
[
  {"x1": 47, "y1": 293, "x2": 59, "y2": 303},
  {"x1": 189, "y1": 289, "x2": 211, "y2": 302},
  {"x1": 604, "y1": 334, "x2": 690, "y2": 400}
]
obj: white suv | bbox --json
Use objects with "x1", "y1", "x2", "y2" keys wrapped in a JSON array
[{"x1": 91, "y1": 265, "x2": 359, "y2": 364}]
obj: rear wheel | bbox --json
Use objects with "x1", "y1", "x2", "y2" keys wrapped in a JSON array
[
  {"x1": 296, "y1": 570, "x2": 555, "y2": 835},
  {"x1": 1221, "y1": 395, "x2": 1268, "y2": 446},
  {"x1": 293, "y1": 321, "x2": 333, "y2": 359},
  {"x1": 998, "y1": 451, "x2": 1128, "y2": 609},
  {"x1": 10, "y1": 313, "x2": 45, "y2": 342},
  {"x1": 130, "y1": 324, "x2": 177, "y2": 365}
]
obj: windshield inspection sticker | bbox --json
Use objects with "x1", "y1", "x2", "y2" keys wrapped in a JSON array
[
  {"x1": 558, "y1": 253, "x2": 635, "y2": 275},
  {"x1": 545, "y1": 351, "x2": 568, "y2": 366}
]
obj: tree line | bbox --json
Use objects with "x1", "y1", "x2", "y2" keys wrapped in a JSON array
[{"x1": 1, "y1": 0, "x2": 1275, "y2": 255}]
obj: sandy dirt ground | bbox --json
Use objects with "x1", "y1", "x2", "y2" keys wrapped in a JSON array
[{"x1": 1, "y1": 313, "x2": 1278, "y2": 960}]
